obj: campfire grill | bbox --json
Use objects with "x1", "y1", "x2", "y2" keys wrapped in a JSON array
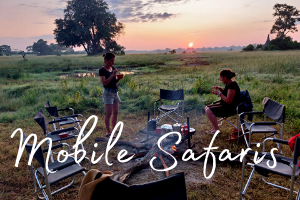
[{"x1": 139, "y1": 112, "x2": 195, "y2": 148}]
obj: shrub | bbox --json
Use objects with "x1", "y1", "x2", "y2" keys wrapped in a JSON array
[{"x1": 242, "y1": 44, "x2": 254, "y2": 51}]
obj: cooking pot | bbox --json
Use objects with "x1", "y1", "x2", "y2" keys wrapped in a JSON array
[
  {"x1": 147, "y1": 119, "x2": 157, "y2": 132},
  {"x1": 161, "y1": 124, "x2": 173, "y2": 134},
  {"x1": 172, "y1": 123, "x2": 182, "y2": 133}
]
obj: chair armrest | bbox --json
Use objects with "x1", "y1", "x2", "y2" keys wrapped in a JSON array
[
  {"x1": 250, "y1": 122, "x2": 277, "y2": 126},
  {"x1": 272, "y1": 139, "x2": 289, "y2": 145},
  {"x1": 57, "y1": 107, "x2": 74, "y2": 115},
  {"x1": 262, "y1": 137, "x2": 288, "y2": 152},
  {"x1": 48, "y1": 117, "x2": 75, "y2": 124},
  {"x1": 48, "y1": 127, "x2": 78, "y2": 135},
  {"x1": 239, "y1": 111, "x2": 263, "y2": 118},
  {"x1": 246, "y1": 150, "x2": 290, "y2": 166},
  {"x1": 55, "y1": 114, "x2": 84, "y2": 122},
  {"x1": 154, "y1": 99, "x2": 161, "y2": 102},
  {"x1": 43, "y1": 143, "x2": 70, "y2": 153}
]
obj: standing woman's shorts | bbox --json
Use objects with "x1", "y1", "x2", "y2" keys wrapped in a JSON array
[{"x1": 102, "y1": 90, "x2": 121, "y2": 104}]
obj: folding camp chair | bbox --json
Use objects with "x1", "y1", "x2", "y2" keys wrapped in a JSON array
[
  {"x1": 239, "y1": 137, "x2": 300, "y2": 200},
  {"x1": 239, "y1": 98, "x2": 285, "y2": 148},
  {"x1": 23, "y1": 133, "x2": 91, "y2": 200},
  {"x1": 212, "y1": 90, "x2": 253, "y2": 133},
  {"x1": 34, "y1": 109, "x2": 84, "y2": 161},
  {"x1": 154, "y1": 89, "x2": 184, "y2": 123},
  {"x1": 44, "y1": 101, "x2": 84, "y2": 131}
]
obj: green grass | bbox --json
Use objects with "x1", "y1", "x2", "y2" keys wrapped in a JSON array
[{"x1": 1, "y1": 51, "x2": 300, "y2": 199}]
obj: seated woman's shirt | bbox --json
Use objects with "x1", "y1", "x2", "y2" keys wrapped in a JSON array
[{"x1": 221, "y1": 81, "x2": 240, "y2": 108}]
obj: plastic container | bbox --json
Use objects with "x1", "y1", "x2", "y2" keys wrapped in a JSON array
[
  {"x1": 156, "y1": 127, "x2": 162, "y2": 134},
  {"x1": 59, "y1": 132, "x2": 68, "y2": 139}
]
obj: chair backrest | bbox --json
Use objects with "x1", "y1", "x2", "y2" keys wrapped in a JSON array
[
  {"x1": 240, "y1": 90, "x2": 253, "y2": 111},
  {"x1": 293, "y1": 137, "x2": 300, "y2": 165},
  {"x1": 44, "y1": 101, "x2": 59, "y2": 117},
  {"x1": 34, "y1": 109, "x2": 48, "y2": 135},
  {"x1": 23, "y1": 133, "x2": 46, "y2": 168},
  {"x1": 160, "y1": 89, "x2": 184, "y2": 101},
  {"x1": 264, "y1": 99, "x2": 285, "y2": 123}
]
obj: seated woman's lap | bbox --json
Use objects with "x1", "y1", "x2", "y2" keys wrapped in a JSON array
[{"x1": 207, "y1": 104, "x2": 236, "y2": 117}]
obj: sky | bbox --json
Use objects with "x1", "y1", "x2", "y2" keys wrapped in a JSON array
[{"x1": 0, "y1": 0, "x2": 300, "y2": 51}]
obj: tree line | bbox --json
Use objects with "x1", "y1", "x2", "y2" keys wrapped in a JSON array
[{"x1": 243, "y1": 3, "x2": 300, "y2": 51}]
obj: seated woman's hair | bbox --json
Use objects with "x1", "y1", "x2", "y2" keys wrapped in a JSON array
[
  {"x1": 220, "y1": 69, "x2": 236, "y2": 80},
  {"x1": 103, "y1": 52, "x2": 115, "y2": 61}
]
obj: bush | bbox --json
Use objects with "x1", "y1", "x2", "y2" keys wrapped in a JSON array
[
  {"x1": 264, "y1": 36, "x2": 300, "y2": 51},
  {"x1": 242, "y1": 44, "x2": 254, "y2": 51}
]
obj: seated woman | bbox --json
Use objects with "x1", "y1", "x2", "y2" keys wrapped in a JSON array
[{"x1": 205, "y1": 69, "x2": 240, "y2": 134}]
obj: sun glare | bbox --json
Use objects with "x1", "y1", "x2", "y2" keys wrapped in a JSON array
[{"x1": 189, "y1": 42, "x2": 193, "y2": 48}]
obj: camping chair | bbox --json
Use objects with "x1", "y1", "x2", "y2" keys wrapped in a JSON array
[
  {"x1": 239, "y1": 98, "x2": 285, "y2": 149},
  {"x1": 44, "y1": 101, "x2": 84, "y2": 131},
  {"x1": 81, "y1": 169, "x2": 187, "y2": 200},
  {"x1": 239, "y1": 137, "x2": 300, "y2": 200},
  {"x1": 23, "y1": 133, "x2": 91, "y2": 200},
  {"x1": 154, "y1": 89, "x2": 184, "y2": 123},
  {"x1": 34, "y1": 109, "x2": 84, "y2": 161},
  {"x1": 212, "y1": 90, "x2": 253, "y2": 134}
]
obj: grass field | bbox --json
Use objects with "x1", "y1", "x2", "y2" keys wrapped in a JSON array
[{"x1": 1, "y1": 51, "x2": 300, "y2": 199}]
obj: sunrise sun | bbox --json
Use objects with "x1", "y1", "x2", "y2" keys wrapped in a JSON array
[{"x1": 189, "y1": 42, "x2": 193, "y2": 48}]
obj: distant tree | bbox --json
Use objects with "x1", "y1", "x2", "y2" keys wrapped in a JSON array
[
  {"x1": 0, "y1": 45, "x2": 11, "y2": 56},
  {"x1": 242, "y1": 44, "x2": 254, "y2": 51},
  {"x1": 104, "y1": 39, "x2": 125, "y2": 54},
  {"x1": 32, "y1": 39, "x2": 53, "y2": 55},
  {"x1": 169, "y1": 49, "x2": 176, "y2": 54},
  {"x1": 26, "y1": 45, "x2": 33, "y2": 53},
  {"x1": 54, "y1": 0, "x2": 124, "y2": 56},
  {"x1": 271, "y1": 3, "x2": 300, "y2": 39}
]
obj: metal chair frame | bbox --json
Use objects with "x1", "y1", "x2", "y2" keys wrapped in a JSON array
[
  {"x1": 240, "y1": 137, "x2": 300, "y2": 200},
  {"x1": 154, "y1": 89, "x2": 184, "y2": 124},
  {"x1": 238, "y1": 99, "x2": 285, "y2": 149},
  {"x1": 24, "y1": 134, "x2": 91, "y2": 200},
  {"x1": 34, "y1": 109, "x2": 84, "y2": 162},
  {"x1": 44, "y1": 101, "x2": 84, "y2": 131}
]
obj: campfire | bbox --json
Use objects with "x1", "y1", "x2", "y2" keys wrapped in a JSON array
[{"x1": 94, "y1": 118, "x2": 195, "y2": 183}]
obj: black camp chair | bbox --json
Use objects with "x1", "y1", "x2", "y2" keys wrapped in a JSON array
[
  {"x1": 154, "y1": 89, "x2": 184, "y2": 123},
  {"x1": 23, "y1": 133, "x2": 91, "y2": 200},
  {"x1": 34, "y1": 109, "x2": 84, "y2": 161},
  {"x1": 212, "y1": 90, "x2": 253, "y2": 136},
  {"x1": 44, "y1": 101, "x2": 84, "y2": 131},
  {"x1": 239, "y1": 98, "x2": 285, "y2": 149},
  {"x1": 239, "y1": 137, "x2": 300, "y2": 200},
  {"x1": 90, "y1": 171, "x2": 187, "y2": 200}
]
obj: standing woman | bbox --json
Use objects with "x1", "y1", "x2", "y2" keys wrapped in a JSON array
[
  {"x1": 99, "y1": 52, "x2": 123, "y2": 137},
  {"x1": 205, "y1": 69, "x2": 240, "y2": 134}
]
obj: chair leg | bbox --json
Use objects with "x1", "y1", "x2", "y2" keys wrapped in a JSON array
[{"x1": 241, "y1": 167, "x2": 255, "y2": 197}]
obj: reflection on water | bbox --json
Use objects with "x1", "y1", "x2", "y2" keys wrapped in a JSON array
[{"x1": 60, "y1": 71, "x2": 134, "y2": 79}]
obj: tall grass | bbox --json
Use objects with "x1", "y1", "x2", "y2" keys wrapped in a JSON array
[{"x1": 2, "y1": 51, "x2": 300, "y2": 199}]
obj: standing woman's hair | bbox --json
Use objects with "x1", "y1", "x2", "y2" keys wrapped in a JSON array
[
  {"x1": 220, "y1": 69, "x2": 236, "y2": 80},
  {"x1": 103, "y1": 52, "x2": 115, "y2": 63}
]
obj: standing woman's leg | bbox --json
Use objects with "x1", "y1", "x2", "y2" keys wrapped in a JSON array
[
  {"x1": 105, "y1": 104, "x2": 113, "y2": 135},
  {"x1": 112, "y1": 102, "x2": 119, "y2": 130},
  {"x1": 205, "y1": 106, "x2": 219, "y2": 132}
]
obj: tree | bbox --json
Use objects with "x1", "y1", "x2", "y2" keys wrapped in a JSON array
[
  {"x1": 54, "y1": 0, "x2": 124, "y2": 56},
  {"x1": 0, "y1": 45, "x2": 11, "y2": 56},
  {"x1": 242, "y1": 44, "x2": 254, "y2": 51},
  {"x1": 32, "y1": 39, "x2": 53, "y2": 55},
  {"x1": 26, "y1": 46, "x2": 33, "y2": 53},
  {"x1": 271, "y1": 3, "x2": 300, "y2": 39}
]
